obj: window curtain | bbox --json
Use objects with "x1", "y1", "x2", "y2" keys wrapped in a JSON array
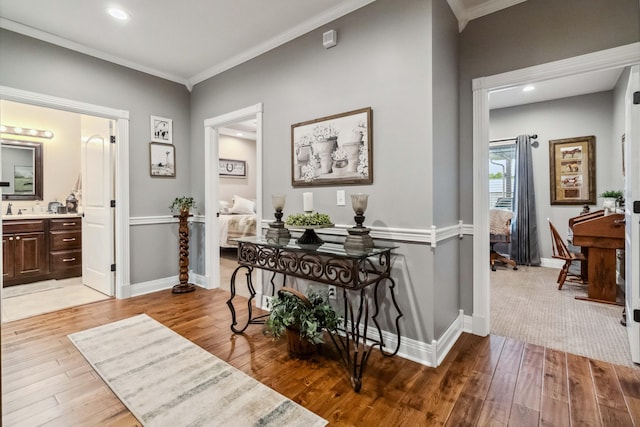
[{"x1": 510, "y1": 135, "x2": 541, "y2": 266}]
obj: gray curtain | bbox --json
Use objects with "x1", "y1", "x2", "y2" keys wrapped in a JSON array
[{"x1": 510, "y1": 135, "x2": 541, "y2": 266}]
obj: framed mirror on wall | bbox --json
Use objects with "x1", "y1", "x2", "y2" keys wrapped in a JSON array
[{"x1": 1, "y1": 139, "x2": 43, "y2": 200}]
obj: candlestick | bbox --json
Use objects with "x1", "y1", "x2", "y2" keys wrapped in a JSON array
[{"x1": 303, "y1": 192, "x2": 313, "y2": 212}]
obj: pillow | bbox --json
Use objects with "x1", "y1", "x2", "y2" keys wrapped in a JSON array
[
  {"x1": 219, "y1": 200, "x2": 231, "y2": 214},
  {"x1": 230, "y1": 195, "x2": 255, "y2": 214}
]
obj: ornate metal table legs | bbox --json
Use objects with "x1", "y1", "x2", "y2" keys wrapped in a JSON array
[{"x1": 327, "y1": 277, "x2": 403, "y2": 392}]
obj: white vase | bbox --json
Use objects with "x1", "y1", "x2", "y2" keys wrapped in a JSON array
[{"x1": 603, "y1": 197, "x2": 616, "y2": 215}]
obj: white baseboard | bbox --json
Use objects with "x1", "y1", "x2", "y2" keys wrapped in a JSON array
[
  {"x1": 130, "y1": 273, "x2": 205, "y2": 297},
  {"x1": 540, "y1": 257, "x2": 564, "y2": 269},
  {"x1": 354, "y1": 310, "x2": 465, "y2": 368}
]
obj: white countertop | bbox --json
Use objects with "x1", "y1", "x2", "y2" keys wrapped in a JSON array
[{"x1": 2, "y1": 213, "x2": 82, "y2": 220}]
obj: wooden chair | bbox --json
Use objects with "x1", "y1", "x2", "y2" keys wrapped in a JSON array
[
  {"x1": 548, "y1": 219, "x2": 586, "y2": 289},
  {"x1": 489, "y1": 209, "x2": 517, "y2": 271}
]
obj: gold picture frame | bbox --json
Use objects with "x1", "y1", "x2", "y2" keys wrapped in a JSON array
[
  {"x1": 549, "y1": 135, "x2": 595, "y2": 205},
  {"x1": 291, "y1": 107, "x2": 372, "y2": 187}
]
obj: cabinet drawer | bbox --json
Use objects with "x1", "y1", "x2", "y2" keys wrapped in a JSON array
[
  {"x1": 49, "y1": 218, "x2": 81, "y2": 231},
  {"x1": 50, "y1": 231, "x2": 81, "y2": 250},
  {"x1": 50, "y1": 249, "x2": 82, "y2": 271},
  {"x1": 3, "y1": 220, "x2": 45, "y2": 234}
]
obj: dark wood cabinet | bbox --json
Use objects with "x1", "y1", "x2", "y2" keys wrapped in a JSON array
[
  {"x1": 2, "y1": 217, "x2": 82, "y2": 286},
  {"x1": 49, "y1": 218, "x2": 82, "y2": 279},
  {"x1": 2, "y1": 220, "x2": 48, "y2": 284}
]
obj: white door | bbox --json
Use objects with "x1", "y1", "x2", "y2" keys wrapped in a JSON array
[
  {"x1": 81, "y1": 116, "x2": 114, "y2": 296},
  {"x1": 624, "y1": 65, "x2": 640, "y2": 363}
]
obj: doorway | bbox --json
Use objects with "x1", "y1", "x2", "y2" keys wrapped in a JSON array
[
  {"x1": 203, "y1": 104, "x2": 263, "y2": 300},
  {"x1": 472, "y1": 43, "x2": 640, "y2": 361},
  {"x1": 0, "y1": 85, "x2": 130, "y2": 322}
]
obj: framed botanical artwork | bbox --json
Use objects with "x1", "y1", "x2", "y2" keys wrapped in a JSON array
[
  {"x1": 291, "y1": 107, "x2": 372, "y2": 187},
  {"x1": 549, "y1": 135, "x2": 596, "y2": 205},
  {"x1": 150, "y1": 115, "x2": 173, "y2": 144},
  {"x1": 219, "y1": 158, "x2": 246, "y2": 177},
  {"x1": 149, "y1": 142, "x2": 176, "y2": 177}
]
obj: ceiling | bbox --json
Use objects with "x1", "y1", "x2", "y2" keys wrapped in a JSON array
[
  {"x1": 0, "y1": 0, "x2": 523, "y2": 90},
  {"x1": 0, "y1": 0, "x2": 621, "y2": 111}
]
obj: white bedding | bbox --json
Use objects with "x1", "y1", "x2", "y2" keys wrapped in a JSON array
[{"x1": 219, "y1": 214, "x2": 257, "y2": 247}]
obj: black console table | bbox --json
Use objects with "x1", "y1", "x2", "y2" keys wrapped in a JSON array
[{"x1": 226, "y1": 236, "x2": 403, "y2": 392}]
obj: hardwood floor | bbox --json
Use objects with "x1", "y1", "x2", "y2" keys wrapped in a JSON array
[{"x1": 2, "y1": 288, "x2": 639, "y2": 426}]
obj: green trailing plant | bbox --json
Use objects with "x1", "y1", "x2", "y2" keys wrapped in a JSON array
[
  {"x1": 285, "y1": 212, "x2": 332, "y2": 227},
  {"x1": 170, "y1": 196, "x2": 195, "y2": 214},
  {"x1": 266, "y1": 287, "x2": 341, "y2": 345},
  {"x1": 599, "y1": 190, "x2": 623, "y2": 200}
]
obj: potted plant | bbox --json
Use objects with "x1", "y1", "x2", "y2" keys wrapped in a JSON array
[
  {"x1": 170, "y1": 196, "x2": 195, "y2": 216},
  {"x1": 600, "y1": 190, "x2": 623, "y2": 211},
  {"x1": 266, "y1": 287, "x2": 341, "y2": 359}
]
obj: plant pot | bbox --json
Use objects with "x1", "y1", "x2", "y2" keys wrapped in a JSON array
[{"x1": 285, "y1": 327, "x2": 319, "y2": 359}]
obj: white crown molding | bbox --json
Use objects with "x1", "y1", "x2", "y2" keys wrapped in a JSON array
[
  {"x1": 465, "y1": 0, "x2": 527, "y2": 21},
  {"x1": 189, "y1": 0, "x2": 377, "y2": 86},
  {"x1": 0, "y1": 18, "x2": 190, "y2": 89},
  {"x1": 447, "y1": 0, "x2": 527, "y2": 32},
  {"x1": 446, "y1": 0, "x2": 469, "y2": 32}
]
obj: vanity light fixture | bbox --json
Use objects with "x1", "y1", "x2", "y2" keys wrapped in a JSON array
[{"x1": 0, "y1": 125, "x2": 54, "y2": 139}]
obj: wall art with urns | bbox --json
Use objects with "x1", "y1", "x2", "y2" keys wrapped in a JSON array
[{"x1": 291, "y1": 107, "x2": 372, "y2": 187}]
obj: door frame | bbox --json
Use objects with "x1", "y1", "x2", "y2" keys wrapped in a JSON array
[
  {"x1": 471, "y1": 43, "x2": 640, "y2": 336},
  {"x1": 0, "y1": 85, "x2": 130, "y2": 300},
  {"x1": 203, "y1": 103, "x2": 263, "y2": 292}
]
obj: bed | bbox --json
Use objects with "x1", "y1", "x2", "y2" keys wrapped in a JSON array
[
  {"x1": 219, "y1": 213, "x2": 257, "y2": 248},
  {"x1": 219, "y1": 195, "x2": 257, "y2": 248}
]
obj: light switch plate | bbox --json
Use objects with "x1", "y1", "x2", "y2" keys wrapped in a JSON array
[{"x1": 337, "y1": 190, "x2": 346, "y2": 206}]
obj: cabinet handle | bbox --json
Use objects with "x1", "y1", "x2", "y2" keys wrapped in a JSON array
[
  {"x1": 15, "y1": 236, "x2": 20, "y2": 240},
  {"x1": 62, "y1": 238, "x2": 76, "y2": 242},
  {"x1": 62, "y1": 257, "x2": 76, "y2": 262},
  {"x1": 62, "y1": 222, "x2": 76, "y2": 226},
  {"x1": 8, "y1": 237, "x2": 13, "y2": 241}
]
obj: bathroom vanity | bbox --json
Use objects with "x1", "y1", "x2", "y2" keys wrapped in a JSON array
[{"x1": 2, "y1": 214, "x2": 82, "y2": 287}]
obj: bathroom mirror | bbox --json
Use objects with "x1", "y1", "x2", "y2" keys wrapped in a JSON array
[{"x1": 1, "y1": 139, "x2": 43, "y2": 201}]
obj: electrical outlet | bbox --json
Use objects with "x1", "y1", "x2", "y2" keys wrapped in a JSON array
[
  {"x1": 264, "y1": 295, "x2": 273, "y2": 309},
  {"x1": 337, "y1": 190, "x2": 346, "y2": 206},
  {"x1": 328, "y1": 285, "x2": 337, "y2": 299}
]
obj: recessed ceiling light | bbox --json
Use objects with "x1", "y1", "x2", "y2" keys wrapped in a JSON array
[
  {"x1": 107, "y1": 7, "x2": 129, "y2": 21},
  {"x1": 522, "y1": 85, "x2": 535, "y2": 92}
]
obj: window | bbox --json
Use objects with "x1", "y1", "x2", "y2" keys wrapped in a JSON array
[{"x1": 489, "y1": 143, "x2": 516, "y2": 210}]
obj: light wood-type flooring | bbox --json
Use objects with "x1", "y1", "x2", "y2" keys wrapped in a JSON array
[{"x1": 2, "y1": 288, "x2": 640, "y2": 426}]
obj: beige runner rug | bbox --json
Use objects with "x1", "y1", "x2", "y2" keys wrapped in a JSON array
[{"x1": 68, "y1": 314, "x2": 327, "y2": 427}]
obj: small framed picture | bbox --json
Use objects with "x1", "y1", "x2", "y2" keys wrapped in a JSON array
[
  {"x1": 150, "y1": 142, "x2": 176, "y2": 177},
  {"x1": 219, "y1": 159, "x2": 246, "y2": 177},
  {"x1": 150, "y1": 115, "x2": 173, "y2": 144}
]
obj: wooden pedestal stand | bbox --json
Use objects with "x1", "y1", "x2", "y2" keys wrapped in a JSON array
[{"x1": 172, "y1": 212, "x2": 196, "y2": 293}]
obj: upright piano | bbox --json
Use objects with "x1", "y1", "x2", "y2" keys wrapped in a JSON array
[{"x1": 569, "y1": 210, "x2": 624, "y2": 304}]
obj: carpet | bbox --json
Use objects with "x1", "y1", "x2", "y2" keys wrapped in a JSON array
[
  {"x1": 68, "y1": 314, "x2": 328, "y2": 427},
  {"x1": 491, "y1": 265, "x2": 636, "y2": 368}
]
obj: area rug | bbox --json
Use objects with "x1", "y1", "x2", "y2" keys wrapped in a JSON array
[{"x1": 68, "y1": 314, "x2": 327, "y2": 427}]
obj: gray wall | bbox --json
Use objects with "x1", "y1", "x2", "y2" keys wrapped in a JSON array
[
  {"x1": 431, "y1": 0, "x2": 461, "y2": 337},
  {"x1": 458, "y1": 0, "x2": 640, "y2": 314},
  {"x1": 490, "y1": 91, "x2": 616, "y2": 259},
  {"x1": 190, "y1": 0, "x2": 458, "y2": 342},
  {"x1": 0, "y1": 29, "x2": 192, "y2": 283}
]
